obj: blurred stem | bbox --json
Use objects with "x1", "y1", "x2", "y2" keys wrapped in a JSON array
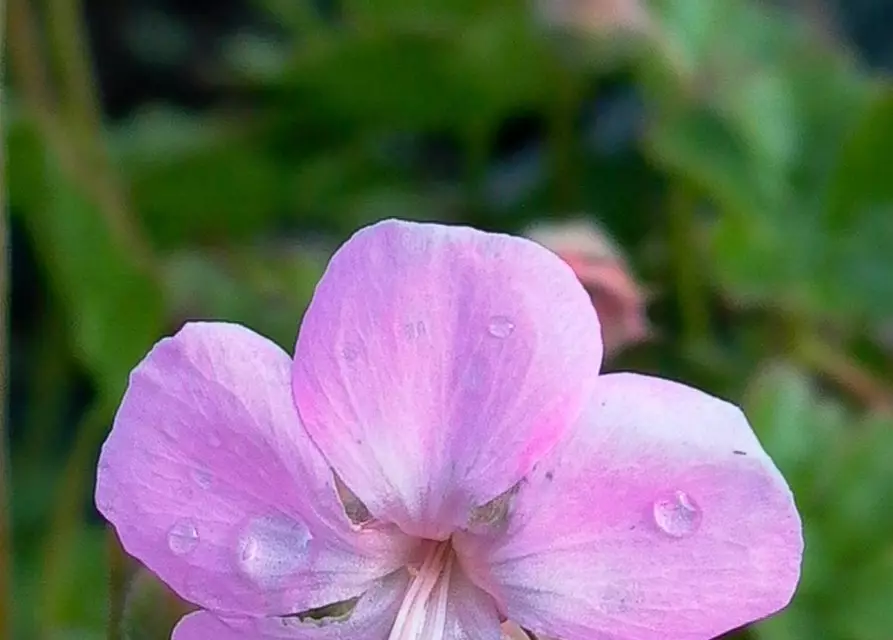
[
  {"x1": 38, "y1": 400, "x2": 114, "y2": 639},
  {"x1": 793, "y1": 331, "x2": 892, "y2": 412},
  {"x1": 107, "y1": 526, "x2": 128, "y2": 640},
  {"x1": 43, "y1": 0, "x2": 101, "y2": 136},
  {"x1": 0, "y1": 2, "x2": 14, "y2": 635},
  {"x1": 548, "y1": 54, "x2": 582, "y2": 211},
  {"x1": 9, "y1": 2, "x2": 158, "y2": 635},
  {"x1": 9, "y1": 0, "x2": 155, "y2": 272},
  {"x1": 20, "y1": 307, "x2": 72, "y2": 462},
  {"x1": 668, "y1": 186, "x2": 710, "y2": 346}
]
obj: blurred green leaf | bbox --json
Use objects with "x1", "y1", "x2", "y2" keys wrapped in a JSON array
[
  {"x1": 163, "y1": 240, "x2": 325, "y2": 348},
  {"x1": 818, "y1": 88, "x2": 893, "y2": 320},
  {"x1": 647, "y1": 107, "x2": 782, "y2": 217},
  {"x1": 744, "y1": 363, "x2": 841, "y2": 493},
  {"x1": 831, "y1": 551, "x2": 893, "y2": 639},
  {"x1": 745, "y1": 364, "x2": 893, "y2": 640},
  {"x1": 15, "y1": 526, "x2": 108, "y2": 638},
  {"x1": 116, "y1": 114, "x2": 287, "y2": 248},
  {"x1": 826, "y1": 87, "x2": 893, "y2": 227},
  {"x1": 121, "y1": 569, "x2": 192, "y2": 640},
  {"x1": 278, "y1": 6, "x2": 550, "y2": 135},
  {"x1": 9, "y1": 121, "x2": 164, "y2": 399}
]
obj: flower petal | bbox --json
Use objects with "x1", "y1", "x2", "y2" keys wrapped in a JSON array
[
  {"x1": 440, "y1": 563, "x2": 502, "y2": 639},
  {"x1": 173, "y1": 572, "x2": 409, "y2": 639},
  {"x1": 292, "y1": 220, "x2": 602, "y2": 538},
  {"x1": 97, "y1": 322, "x2": 412, "y2": 616},
  {"x1": 457, "y1": 373, "x2": 803, "y2": 640},
  {"x1": 173, "y1": 611, "x2": 244, "y2": 640}
]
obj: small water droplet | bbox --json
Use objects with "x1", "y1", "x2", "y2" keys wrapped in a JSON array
[
  {"x1": 402, "y1": 321, "x2": 427, "y2": 339},
  {"x1": 96, "y1": 492, "x2": 115, "y2": 516},
  {"x1": 167, "y1": 519, "x2": 199, "y2": 555},
  {"x1": 341, "y1": 344, "x2": 359, "y2": 362},
  {"x1": 238, "y1": 515, "x2": 313, "y2": 587},
  {"x1": 487, "y1": 316, "x2": 515, "y2": 338},
  {"x1": 191, "y1": 469, "x2": 213, "y2": 489},
  {"x1": 652, "y1": 491, "x2": 701, "y2": 538},
  {"x1": 208, "y1": 433, "x2": 222, "y2": 448}
]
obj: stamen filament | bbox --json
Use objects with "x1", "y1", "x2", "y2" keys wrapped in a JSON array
[{"x1": 388, "y1": 542, "x2": 454, "y2": 640}]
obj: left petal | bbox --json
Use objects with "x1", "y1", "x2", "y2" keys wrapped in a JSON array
[
  {"x1": 97, "y1": 322, "x2": 411, "y2": 616},
  {"x1": 457, "y1": 373, "x2": 803, "y2": 640},
  {"x1": 292, "y1": 220, "x2": 603, "y2": 538}
]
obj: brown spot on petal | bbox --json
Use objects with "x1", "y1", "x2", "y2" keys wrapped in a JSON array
[
  {"x1": 469, "y1": 484, "x2": 520, "y2": 532},
  {"x1": 501, "y1": 621, "x2": 542, "y2": 639},
  {"x1": 333, "y1": 473, "x2": 371, "y2": 526},
  {"x1": 279, "y1": 595, "x2": 361, "y2": 627}
]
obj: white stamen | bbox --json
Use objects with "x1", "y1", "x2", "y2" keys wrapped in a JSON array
[{"x1": 388, "y1": 542, "x2": 454, "y2": 640}]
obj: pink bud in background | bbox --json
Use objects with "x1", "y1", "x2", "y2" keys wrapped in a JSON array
[
  {"x1": 536, "y1": 0, "x2": 652, "y2": 35},
  {"x1": 526, "y1": 218, "x2": 651, "y2": 358}
]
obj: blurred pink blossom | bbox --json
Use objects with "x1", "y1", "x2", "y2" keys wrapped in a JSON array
[
  {"x1": 537, "y1": 0, "x2": 652, "y2": 35},
  {"x1": 526, "y1": 218, "x2": 651, "y2": 358},
  {"x1": 96, "y1": 220, "x2": 802, "y2": 639}
]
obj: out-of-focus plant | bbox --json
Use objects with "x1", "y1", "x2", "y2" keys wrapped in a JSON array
[{"x1": 4, "y1": 0, "x2": 893, "y2": 637}]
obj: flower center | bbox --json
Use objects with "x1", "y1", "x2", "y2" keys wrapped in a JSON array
[{"x1": 387, "y1": 540, "x2": 455, "y2": 640}]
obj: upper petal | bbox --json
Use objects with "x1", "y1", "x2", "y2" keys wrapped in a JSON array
[
  {"x1": 457, "y1": 373, "x2": 803, "y2": 640},
  {"x1": 96, "y1": 322, "x2": 412, "y2": 616},
  {"x1": 292, "y1": 220, "x2": 603, "y2": 538}
]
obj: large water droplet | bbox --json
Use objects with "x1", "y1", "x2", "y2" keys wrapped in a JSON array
[
  {"x1": 238, "y1": 515, "x2": 313, "y2": 587},
  {"x1": 652, "y1": 491, "x2": 701, "y2": 538},
  {"x1": 487, "y1": 315, "x2": 515, "y2": 338},
  {"x1": 167, "y1": 519, "x2": 199, "y2": 555}
]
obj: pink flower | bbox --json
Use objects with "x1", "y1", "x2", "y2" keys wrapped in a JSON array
[
  {"x1": 96, "y1": 220, "x2": 802, "y2": 639},
  {"x1": 525, "y1": 219, "x2": 651, "y2": 358}
]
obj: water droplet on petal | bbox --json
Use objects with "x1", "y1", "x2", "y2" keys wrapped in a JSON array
[
  {"x1": 207, "y1": 433, "x2": 222, "y2": 448},
  {"x1": 191, "y1": 469, "x2": 213, "y2": 489},
  {"x1": 402, "y1": 321, "x2": 427, "y2": 340},
  {"x1": 487, "y1": 316, "x2": 515, "y2": 338},
  {"x1": 652, "y1": 491, "x2": 701, "y2": 538},
  {"x1": 167, "y1": 519, "x2": 199, "y2": 555},
  {"x1": 342, "y1": 343, "x2": 359, "y2": 362},
  {"x1": 237, "y1": 515, "x2": 312, "y2": 587}
]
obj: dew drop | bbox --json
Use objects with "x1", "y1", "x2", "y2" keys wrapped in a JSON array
[
  {"x1": 167, "y1": 519, "x2": 199, "y2": 555},
  {"x1": 191, "y1": 468, "x2": 213, "y2": 489},
  {"x1": 487, "y1": 315, "x2": 515, "y2": 338},
  {"x1": 652, "y1": 491, "x2": 701, "y2": 538},
  {"x1": 238, "y1": 515, "x2": 313, "y2": 587},
  {"x1": 341, "y1": 343, "x2": 359, "y2": 362},
  {"x1": 96, "y1": 492, "x2": 115, "y2": 516},
  {"x1": 402, "y1": 321, "x2": 427, "y2": 340},
  {"x1": 207, "y1": 433, "x2": 222, "y2": 448}
]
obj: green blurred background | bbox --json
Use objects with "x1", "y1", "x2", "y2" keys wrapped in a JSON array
[{"x1": 3, "y1": 0, "x2": 893, "y2": 638}]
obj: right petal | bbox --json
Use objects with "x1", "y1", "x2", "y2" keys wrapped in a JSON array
[
  {"x1": 96, "y1": 322, "x2": 412, "y2": 616},
  {"x1": 173, "y1": 572, "x2": 410, "y2": 639}
]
